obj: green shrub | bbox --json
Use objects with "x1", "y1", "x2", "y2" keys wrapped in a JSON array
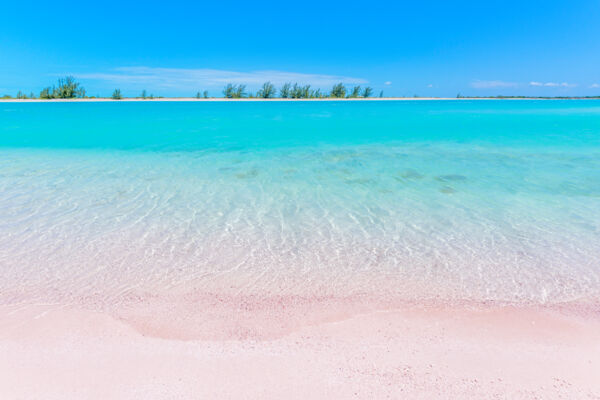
[{"x1": 54, "y1": 76, "x2": 85, "y2": 98}]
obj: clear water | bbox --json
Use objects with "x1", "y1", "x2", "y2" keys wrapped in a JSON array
[{"x1": 1, "y1": 100, "x2": 599, "y2": 305}]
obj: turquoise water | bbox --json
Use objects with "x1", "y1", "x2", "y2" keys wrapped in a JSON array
[{"x1": 1, "y1": 100, "x2": 599, "y2": 305}]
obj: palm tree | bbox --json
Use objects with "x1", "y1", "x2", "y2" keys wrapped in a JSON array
[
  {"x1": 141, "y1": 90, "x2": 147, "y2": 99},
  {"x1": 257, "y1": 82, "x2": 277, "y2": 98},
  {"x1": 362, "y1": 87, "x2": 373, "y2": 98},
  {"x1": 112, "y1": 89, "x2": 122, "y2": 100},
  {"x1": 379, "y1": 90, "x2": 384, "y2": 98},
  {"x1": 203, "y1": 91, "x2": 209, "y2": 98}
]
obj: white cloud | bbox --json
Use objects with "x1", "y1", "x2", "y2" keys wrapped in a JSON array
[
  {"x1": 590, "y1": 83, "x2": 600, "y2": 88},
  {"x1": 384, "y1": 81, "x2": 392, "y2": 85},
  {"x1": 470, "y1": 80, "x2": 517, "y2": 89},
  {"x1": 73, "y1": 67, "x2": 368, "y2": 89},
  {"x1": 529, "y1": 81, "x2": 576, "y2": 88},
  {"x1": 427, "y1": 84, "x2": 433, "y2": 88}
]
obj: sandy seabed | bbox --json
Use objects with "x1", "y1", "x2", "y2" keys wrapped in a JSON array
[{"x1": 1, "y1": 296, "x2": 599, "y2": 399}]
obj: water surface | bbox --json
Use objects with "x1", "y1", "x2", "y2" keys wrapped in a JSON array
[{"x1": 1, "y1": 100, "x2": 599, "y2": 305}]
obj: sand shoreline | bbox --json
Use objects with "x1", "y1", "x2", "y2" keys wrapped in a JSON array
[{"x1": 1, "y1": 299, "x2": 599, "y2": 399}]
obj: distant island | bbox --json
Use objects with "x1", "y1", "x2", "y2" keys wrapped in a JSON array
[{"x1": 2, "y1": 76, "x2": 599, "y2": 100}]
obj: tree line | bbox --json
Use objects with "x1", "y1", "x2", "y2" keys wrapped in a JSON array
[
  {"x1": 2, "y1": 77, "x2": 383, "y2": 99},
  {"x1": 223, "y1": 82, "x2": 378, "y2": 99}
]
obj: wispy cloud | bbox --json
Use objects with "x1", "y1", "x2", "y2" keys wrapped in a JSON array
[
  {"x1": 470, "y1": 80, "x2": 518, "y2": 89},
  {"x1": 529, "y1": 81, "x2": 576, "y2": 87},
  {"x1": 384, "y1": 81, "x2": 392, "y2": 85},
  {"x1": 72, "y1": 67, "x2": 368, "y2": 89},
  {"x1": 590, "y1": 83, "x2": 600, "y2": 88}
]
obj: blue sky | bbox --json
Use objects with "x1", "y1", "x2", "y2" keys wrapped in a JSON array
[{"x1": 1, "y1": 0, "x2": 599, "y2": 97}]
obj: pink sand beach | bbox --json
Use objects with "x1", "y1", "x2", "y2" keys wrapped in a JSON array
[
  {"x1": 1, "y1": 295, "x2": 600, "y2": 399},
  {"x1": 2, "y1": 100, "x2": 600, "y2": 399}
]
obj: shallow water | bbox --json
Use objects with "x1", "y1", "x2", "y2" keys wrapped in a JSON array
[{"x1": 1, "y1": 100, "x2": 599, "y2": 305}]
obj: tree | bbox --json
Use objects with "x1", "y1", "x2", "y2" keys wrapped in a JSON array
[
  {"x1": 16, "y1": 91, "x2": 27, "y2": 99},
  {"x1": 235, "y1": 84, "x2": 247, "y2": 98},
  {"x1": 313, "y1": 88, "x2": 322, "y2": 98},
  {"x1": 37, "y1": 77, "x2": 85, "y2": 99},
  {"x1": 203, "y1": 90, "x2": 208, "y2": 98},
  {"x1": 257, "y1": 82, "x2": 277, "y2": 98},
  {"x1": 290, "y1": 83, "x2": 300, "y2": 98},
  {"x1": 348, "y1": 86, "x2": 361, "y2": 98},
  {"x1": 330, "y1": 83, "x2": 346, "y2": 98},
  {"x1": 379, "y1": 90, "x2": 384, "y2": 98},
  {"x1": 112, "y1": 89, "x2": 122, "y2": 100},
  {"x1": 362, "y1": 87, "x2": 373, "y2": 98},
  {"x1": 289, "y1": 83, "x2": 311, "y2": 99},
  {"x1": 53, "y1": 76, "x2": 85, "y2": 98},
  {"x1": 223, "y1": 84, "x2": 235, "y2": 98},
  {"x1": 39, "y1": 87, "x2": 53, "y2": 99},
  {"x1": 29, "y1": 92, "x2": 35, "y2": 99},
  {"x1": 196, "y1": 91, "x2": 201, "y2": 99},
  {"x1": 141, "y1": 90, "x2": 147, "y2": 99},
  {"x1": 279, "y1": 82, "x2": 291, "y2": 98},
  {"x1": 300, "y1": 84, "x2": 311, "y2": 98},
  {"x1": 223, "y1": 84, "x2": 247, "y2": 98}
]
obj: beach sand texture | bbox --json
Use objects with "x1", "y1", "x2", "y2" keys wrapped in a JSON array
[{"x1": 1, "y1": 100, "x2": 599, "y2": 398}]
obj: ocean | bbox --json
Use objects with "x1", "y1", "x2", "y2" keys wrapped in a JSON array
[{"x1": 1, "y1": 100, "x2": 599, "y2": 307}]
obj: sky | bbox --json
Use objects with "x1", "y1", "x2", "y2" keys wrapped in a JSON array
[{"x1": 1, "y1": 0, "x2": 599, "y2": 97}]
